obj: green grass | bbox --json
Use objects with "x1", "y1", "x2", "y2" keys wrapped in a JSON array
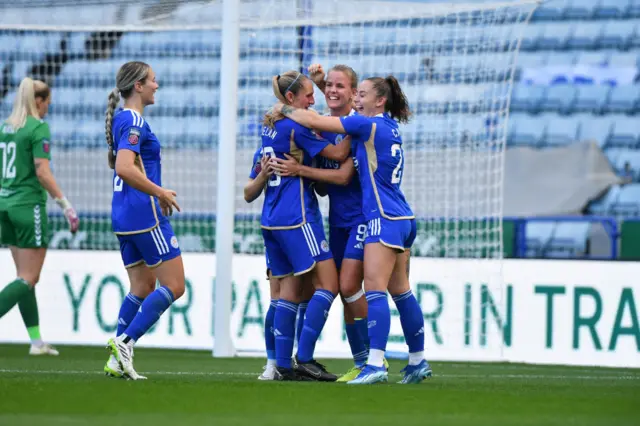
[{"x1": 0, "y1": 344, "x2": 638, "y2": 426}]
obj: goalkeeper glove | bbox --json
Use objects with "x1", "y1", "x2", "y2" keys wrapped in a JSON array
[{"x1": 55, "y1": 197, "x2": 79, "y2": 234}]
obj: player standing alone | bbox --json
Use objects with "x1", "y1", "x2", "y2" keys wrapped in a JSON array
[
  {"x1": 0, "y1": 77, "x2": 79, "y2": 355},
  {"x1": 274, "y1": 75, "x2": 432, "y2": 384},
  {"x1": 104, "y1": 61, "x2": 184, "y2": 380}
]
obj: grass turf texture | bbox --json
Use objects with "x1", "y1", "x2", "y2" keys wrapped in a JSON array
[{"x1": 0, "y1": 344, "x2": 638, "y2": 426}]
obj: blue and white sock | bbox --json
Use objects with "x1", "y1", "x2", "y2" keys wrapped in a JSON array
[
  {"x1": 393, "y1": 290, "x2": 425, "y2": 365},
  {"x1": 295, "y1": 300, "x2": 310, "y2": 346},
  {"x1": 116, "y1": 293, "x2": 144, "y2": 336},
  {"x1": 274, "y1": 299, "x2": 298, "y2": 369},
  {"x1": 297, "y1": 290, "x2": 335, "y2": 363},
  {"x1": 265, "y1": 300, "x2": 277, "y2": 362},
  {"x1": 345, "y1": 322, "x2": 368, "y2": 367},
  {"x1": 365, "y1": 291, "x2": 390, "y2": 368},
  {"x1": 122, "y1": 286, "x2": 174, "y2": 343}
]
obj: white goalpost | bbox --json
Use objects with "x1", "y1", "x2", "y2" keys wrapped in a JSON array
[{"x1": 0, "y1": 0, "x2": 537, "y2": 360}]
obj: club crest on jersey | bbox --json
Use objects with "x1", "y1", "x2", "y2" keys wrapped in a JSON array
[
  {"x1": 128, "y1": 128, "x2": 140, "y2": 145},
  {"x1": 170, "y1": 236, "x2": 179, "y2": 249},
  {"x1": 42, "y1": 139, "x2": 50, "y2": 153},
  {"x1": 320, "y1": 240, "x2": 330, "y2": 253}
]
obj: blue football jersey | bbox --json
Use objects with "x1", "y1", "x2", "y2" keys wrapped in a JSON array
[
  {"x1": 249, "y1": 146, "x2": 263, "y2": 179},
  {"x1": 260, "y1": 118, "x2": 329, "y2": 229},
  {"x1": 318, "y1": 127, "x2": 364, "y2": 228},
  {"x1": 111, "y1": 108, "x2": 163, "y2": 234},
  {"x1": 340, "y1": 113, "x2": 414, "y2": 221}
]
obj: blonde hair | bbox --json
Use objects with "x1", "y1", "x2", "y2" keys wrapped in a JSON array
[
  {"x1": 263, "y1": 70, "x2": 308, "y2": 128},
  {"x1": 5, "y1": 78, "x2": 50, "y2": 130},
  {"x1": 105, "y1": 61, "x2": 150, "y2": 169},
  {"x1": 328, "y1": 64, "x2": 358, "y2": 90}
]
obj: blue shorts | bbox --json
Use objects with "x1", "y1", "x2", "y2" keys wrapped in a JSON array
[
  {"x1": 262, "y1": 221, "x2": 333, "y2": 278},
  {"x1": 118, "y1": 219, "x2": 181, "y2": 268},
  {"x1": 365, "y1": 217, "x2": 416, "y2": 253},
  {"x1": 329, "y1": 224, "x2": 366, "y2": 270}
]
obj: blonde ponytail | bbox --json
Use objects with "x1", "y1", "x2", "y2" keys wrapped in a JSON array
[
  {"x1": 105, "y1": 88, "x2": 120, "y2": 169},
  {"x1": 6, "y1": 78, "x2": 50, "y2": 130},
  {"x1": 105, "y1": 61, "x2": 150, "y2": 170},
  {"x1": 263, "y1": 71, "x2": 307, "y2": 128}
]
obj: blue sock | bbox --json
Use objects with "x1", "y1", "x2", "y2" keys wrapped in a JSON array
[
  {"x1": 295, "y1": 300, "x2": 309, "y2": 345},
  {"x1": 265, "y1": 300, "x2": 277, "y2": 361},
  {"x1": 123, "y1": 286, "x2": 174, "y2": 342},
  {"x1": 274, "y1": 299, "x2": 298, "y2": 369},
  {"x1": 297, "y1": 289, "x2": 335, "y2": 363},
  {"x1": 355, "y1": 316, "x2": 370, "y2": 349},
  {"x1": 116, "y1": 293, "x2": 144, "y2": 336},
  {"x1": 366, "y1": 291, "x2": 390, "y2": 352},
  {"x1": 393, "y1": 290, "x2": 425, "y2": 353},
  {"x1": 345, "y1": 322, "x2": 368, "y2": 367}
]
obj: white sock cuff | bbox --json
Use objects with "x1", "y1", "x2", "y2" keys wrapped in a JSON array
[{"x1": 344, "y1": 289, "x2": 364, "y2": 304}]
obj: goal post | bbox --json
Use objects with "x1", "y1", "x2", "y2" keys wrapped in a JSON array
[{"x1": 0, "y1": 0, "x2": 537, "y2": 360}]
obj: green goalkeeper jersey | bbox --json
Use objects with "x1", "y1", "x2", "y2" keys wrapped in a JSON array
[{"x1": 0, "y1": 116, "x2": 52, "y2": 209}]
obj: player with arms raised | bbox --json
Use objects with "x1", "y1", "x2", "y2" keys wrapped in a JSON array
[
  {"x1": 104, "y1": 61, "x2": 185, "y2": 380},
  {"x1": 0, "y1": 77, "x2": 79, "y2": 355},
  {"x1": 273, "y1": 75, "x2": 432, "y2": 384},
  {"x1": 262, "y1": 71, "x2": 350, "y2": 381}
]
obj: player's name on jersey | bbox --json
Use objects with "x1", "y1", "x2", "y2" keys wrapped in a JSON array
[{"x1": 37, "y1": 214, "x2": 515, "y2": 258}]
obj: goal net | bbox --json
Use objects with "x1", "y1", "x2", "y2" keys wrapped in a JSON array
[{"x1": 0, "y1": 0, "x2": 536, "y2": 360}]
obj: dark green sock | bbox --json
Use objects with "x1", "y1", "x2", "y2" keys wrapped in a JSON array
[
  {"x1": 0, "y1": 279, "x2": 31, "y2": 319},
  {"x1": 18, "y1": 287, "x2": 40, "y2": 341}
]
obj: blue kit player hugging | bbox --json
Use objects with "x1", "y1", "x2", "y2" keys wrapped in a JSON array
[
  {"x1": 103, "y1": 61, "x2": 186, "y2": 380},
  {"x1": 270, "y1": 64, "x2": 375, "y2": 382},
  {"x1": 274, "y1": 74, "x2": 433, "y2": 385},
  {"x1": 261, "y1": 70, "x2": 351, "y2": 381}
]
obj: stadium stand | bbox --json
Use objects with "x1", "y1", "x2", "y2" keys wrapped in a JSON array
[{"x1": 0, "y1": 0, "x2": 639, "y2": 259}]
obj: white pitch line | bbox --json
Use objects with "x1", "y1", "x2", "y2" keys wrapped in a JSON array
[{"x1": 0, "y1": 369, "x2": 637, "y2": 381}]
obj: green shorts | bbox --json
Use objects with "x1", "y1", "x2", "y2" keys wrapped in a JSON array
[{"x1": 0, "y1": 204, "x2": 49, "y2": 248}]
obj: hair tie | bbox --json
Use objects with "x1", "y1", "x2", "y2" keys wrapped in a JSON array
[{"x1": 284, "y1": 73, "x2": 302, "y2": 94}]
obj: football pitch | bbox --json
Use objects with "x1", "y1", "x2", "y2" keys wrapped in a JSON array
[{"x1": 0, "y1": 344, "x2": 638, "y2": 426}]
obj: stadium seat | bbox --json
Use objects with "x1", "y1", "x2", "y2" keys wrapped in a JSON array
[
  {"x1": 607, "y1": 117, "x2": 640, "y2": 148},
  {"x1": 606, "y1": 85, "x2": 640, "y2": 113},
  {"x1": 544, "y1": 51, "x2": 577, "y2": 66},
  {"x1": 545, "y1": 222, "x2": 590, "y2": 258},
  {"x1": 531, "y1": 0, "x2": 570, "y2": 21},
  {"x1": 537, "y1": 22, "x2": 573, "y2": 50},
  {"x1": 525, "y1": 222, "x2": 555, "y2": 257},
  {"x1": 594, "y1": 0, "x2": 631, "y2": 19},
  {"x1": 519, "y1": 23, "x2": 545, "y2": 51},
  {"x1": 566, "y1": 22, "x2": 602, "y2": 50},
  {"x1": 564, "y1": 0, "x2": 598, "y2": 20},
  {"x1": 510, "y1": 85, "x2": 544, "y2": 113},
  {"x1": 0, "y1": 33, "x2": 22, "y2": 58},
  {"x1": 67, "y1": 32, "x2": 90, "y2": 56},
  {"x1": 18, "y1": 33, "x2": 62, "y2": 58},
  {"x1": 611, "y1": 183, "x2": 640, "y2": 216},
  {"x1": 540, "y1": 84, "x2": 576, "y2": 114},
  {"x1": 509, "y1": 114, "x2": 544, "y2": 147},
  {"x1": 607, "y1": 50, "x2": 640, "y2": 67},
  {"x1": 577, "y1": 114, "x2": 613, "y2": 147},
  {"x1": 11, "y1": 60, "x2": 34, "y2": 85},
  {"x1": 544, "y1": 115, "x2": 579, "y2": 146},
  {"x1": 597, "y1": 20, "x2": 636, "y2": 49},
  {"x1": 629, "y1": 0, "x2": 640, "y2": 18},
  {"x1": 573, "y1": 85, "x2": 610, "y2": 113},
  {"x1": 575, "y1": 50, "x2": 610, "y2": 66}
]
